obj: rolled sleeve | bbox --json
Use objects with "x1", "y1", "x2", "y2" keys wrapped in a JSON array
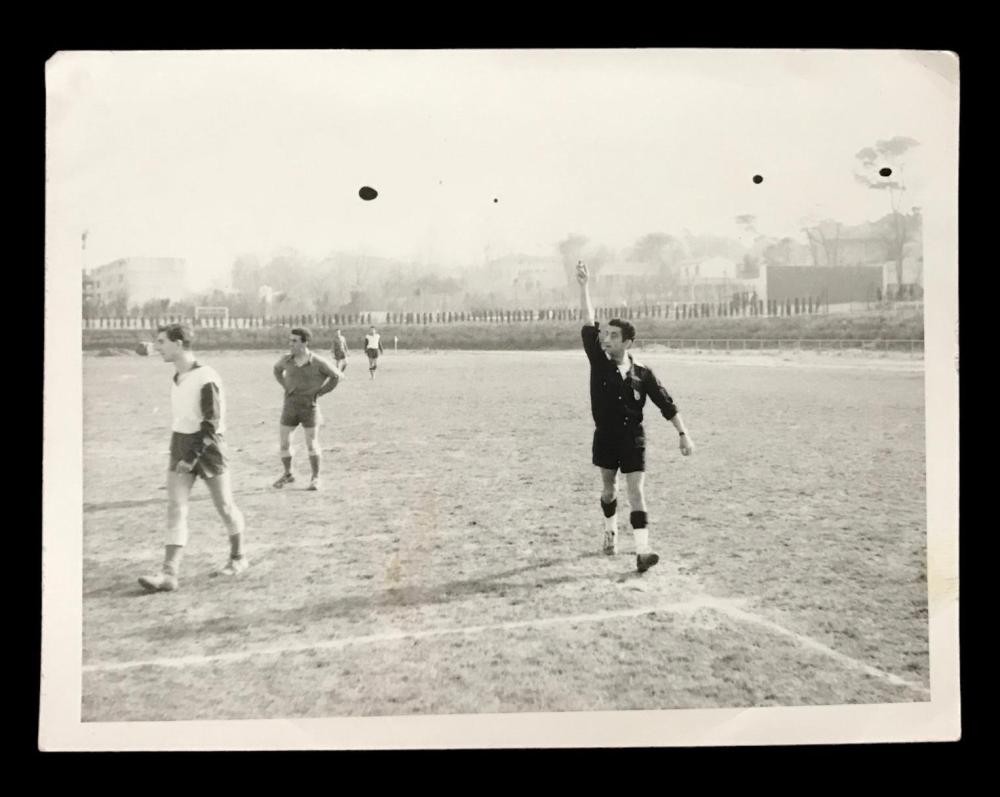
[{"x1": 644, "y1": 369, "x2": 678, "y2": 421}]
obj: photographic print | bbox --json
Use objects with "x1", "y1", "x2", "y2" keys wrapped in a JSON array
[{"x1": 41, "y1": 49, "x2": 959, "y2": 749}]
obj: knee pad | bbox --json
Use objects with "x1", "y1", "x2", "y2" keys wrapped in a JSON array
[{"x1": 630, "y1": 510, "x2": 648, "y2": 529}]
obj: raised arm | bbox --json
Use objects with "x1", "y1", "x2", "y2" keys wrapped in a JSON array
[{"x1": 576, "y1": 261, "x2": 596, "y2": 326}]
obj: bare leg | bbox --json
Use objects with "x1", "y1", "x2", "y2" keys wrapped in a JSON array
[
  {"x1": 204, "y1": 469, "x2": 246, "y2": 559},
  {"x1": 599, "y1": 467, "x2": 619, "y2": 553},
  {"x1": 625, "y1": 471, "x2": 656, "y2": 568},
  {"x1": 138, "y1": 468, "x2": 193, "y2": 591},
  {"x1": 303, "y1": 422, "x2": 322, "y2": 486},
  {"x1": 275, "y1": 424, "x2": 295, "y2": 486}
]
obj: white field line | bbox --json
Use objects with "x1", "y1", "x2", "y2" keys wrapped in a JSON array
[
  {"x1": 82, "y1": 596, "x2": 931, "y2": 697},
  {"x1": 698, "y1": 598, "x2": 931, "y2": 698}
]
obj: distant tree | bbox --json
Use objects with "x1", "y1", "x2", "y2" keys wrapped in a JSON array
[
  {"x1": 854, "y1": 136, "x2": 921, "y2": 290},
  {"x1": 761, "y1": 237, "x2": 796, "y2": 268},
  {"x1": 628, "y1": 232, "x2": 686, "y2": 296},
  {"x1": 141, "y1": 297, "x2": 172, "y2": 316},
  {"x1": 802, "y1": 220, "x2": 843, "y2": 267},
  {"x1": 735, "y1": 214, "x2": 758, "y2": 235},
  {"x1": 557, "y1": 234, "x2": 612, "y2": 285}
]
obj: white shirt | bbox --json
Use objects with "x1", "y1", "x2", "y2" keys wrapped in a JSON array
[
  {"x1": 365, "y1": 333, "x2": 381, "y2": 350},
  {"x1": 170, "y1": 363, "x2": 226, "y2": 435}
]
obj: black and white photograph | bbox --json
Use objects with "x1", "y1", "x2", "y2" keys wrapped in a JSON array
[{"x1": 41, "y1": 49, "x2": 959, "y2": 749}]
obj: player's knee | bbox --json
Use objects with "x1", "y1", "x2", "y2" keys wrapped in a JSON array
[
  {"x1": 600, "y1": 487, "x2": 617, "y2": 504},
  {"x1": 218, "y1": 501, "x2": 243, "y2": 527},
  {"x1": 306, "y1": 441, "x2": 321, "y2": 455}
]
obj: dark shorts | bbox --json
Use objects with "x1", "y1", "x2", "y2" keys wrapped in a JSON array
[
  {"x1": 169, "y1": 431, "x2": 229, "y2": 479},
  {"x1": 592, "y1": 426, "x2": 646, "y2": 474},
  {"x1": 281, "y1": 396, "x2": 321, "y2": 428},
  {"x1": 366, "y1": 348, "x2": 380, "y2": 360}
]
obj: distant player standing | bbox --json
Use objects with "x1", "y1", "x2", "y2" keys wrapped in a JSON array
[
  {"x1": 272, "y1": 327, "x2": 342, "y2": 491},
  {"x1": 576, "y1": 262, "x2": 694, "y2": 573},
  {"x1": 332, "y1": 328, "x2": 349, "y2": 373},
  {"x1": 138, "y1": 323, "x2": 247, "y2": 593},
  {"x1": 364, "y1": 326, "x2": 384, "y2": 380}
]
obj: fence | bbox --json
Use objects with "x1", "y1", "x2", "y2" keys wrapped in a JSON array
[
  {"x1": 638, "y1": 338, "x2": 925, "y2": 353},
  {"x1": 82, "y1": 297, "x2": 833, "y2": 330}
]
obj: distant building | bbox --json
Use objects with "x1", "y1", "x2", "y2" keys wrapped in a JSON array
[
  {"x1": 82, "y1": 271, "x2": 97, "y2": 306},
  {"x1": 88, "y1": 258, "x2": 188, "y2": 309}
]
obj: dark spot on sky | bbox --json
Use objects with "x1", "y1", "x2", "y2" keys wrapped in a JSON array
[
  {"x1": 752, "y1": 175, "x2": 763, "y2": 184},
  {"x1": 359, "y1": 186, "x2": 378, "y2": 201},
  {"x1": 879, "y1": 167, "x2": 893, "y2": 178},
  {"x1": 493, "y1": 198, "x2": 498, "y2": 203}
]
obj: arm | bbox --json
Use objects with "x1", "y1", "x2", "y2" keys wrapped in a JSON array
[
  {"x1": 576, "y1": 261, "x2": 596, "y2": 326},
  {"x1": 645, "y1": 370, "x2": 694, "y2": 455},
  {"x1": 577, "y1": 262, "x2": 605, "y2": 363},
  {"x1": 273, "y1": 358, "x2": 287, "y2": 389},
  {"x1": 314, "y1": 358, "x2": 342, "y2": 398}
]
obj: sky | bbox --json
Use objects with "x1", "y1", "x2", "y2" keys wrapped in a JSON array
[{"x1": 46, "y1": 49, "x2": 958, "y2": 292}]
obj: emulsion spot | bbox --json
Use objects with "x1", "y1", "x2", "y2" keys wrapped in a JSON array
[
  {"x1": 752, "y1": 175, "x2": 763, "y2": 184},
  {"x1": 359, "y1": 186, "x2": 378, "y2": 201},
  {"x1": 879, "y1": 167, "x2": 893, "y2": 178},
  {"x1": 493, "y1": 198, "x2": 499, "y2": 203}
]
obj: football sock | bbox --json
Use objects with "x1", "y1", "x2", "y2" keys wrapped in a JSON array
[
  {"x1": 229, "y1": 533, "x2": 243, "y2": 560},
  {"x1": 281, "y1": 456, "x2": 292, "y2": 475},
  {"x1": 630, "y1": 511, "x2": 649, "y2": 554},
  {"x1": 163, "y1": 544, "x2": 184, "y2": 576},
  {"x1": 309, "y1": 455, "x2": 320, "y2": 478},
  {"x1": 601, "y1": 498, "x2": 618, "y2": 532}
]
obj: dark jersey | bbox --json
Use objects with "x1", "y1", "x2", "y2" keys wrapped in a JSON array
[{"x1": 581, "y1": 324, "x2": 678, "y2": 432}]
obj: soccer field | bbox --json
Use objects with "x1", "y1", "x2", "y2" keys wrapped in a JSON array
[{"x1": 81, "y1": 349, "x2": 929, "y2": 721}]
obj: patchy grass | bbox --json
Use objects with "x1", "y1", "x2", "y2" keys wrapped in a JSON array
[{"x1": 81, "y1": 350, "x2": 928, "y2": 720}]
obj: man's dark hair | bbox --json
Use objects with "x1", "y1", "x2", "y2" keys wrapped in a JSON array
[
  {"x1": 157, "y1": 323, "x2": 194, "y2": 349},
  {"x1": 291, "y1": 327, "x2": 312, "y2": 344},
  {"x1": 608, "y1": 318, "x2": 636, "y2": 343}
]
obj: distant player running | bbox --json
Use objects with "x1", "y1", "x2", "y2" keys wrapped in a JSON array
[
  {"x1": 332, "y1": 328, "x2": 350, "y2": 373},
  {"x1": 576, "y1": 262, "x2": 695, "y2": 573},
  {"x1": 138, "y1": 323, "x2": 247, "y2": 593},
  {"x1": 364, "y1": 326, "x2": 384, "y2": 380},
  {"x1": 272, "y1": 327, "x2": 342, "y2": 491}
]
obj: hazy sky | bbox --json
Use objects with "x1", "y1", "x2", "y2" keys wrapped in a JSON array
[{"x1": 46, "y1": 49, "x2": 958, "y2": 292}]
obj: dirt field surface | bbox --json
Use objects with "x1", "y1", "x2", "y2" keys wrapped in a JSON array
[{"x1": 81, "y1": 349, "x2": 928, "y2": 720}]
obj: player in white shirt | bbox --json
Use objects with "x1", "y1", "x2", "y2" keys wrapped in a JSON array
[
  {"x1": 363, "y1": 326, "x2": 384, "y2": 380},
  {"x1": 137, "y1": 323, "x2": 247, "y2": 592}
]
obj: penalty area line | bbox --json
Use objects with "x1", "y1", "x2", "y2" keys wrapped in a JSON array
[
  {"x1": 83, "y1": 597, "x2": 932, "y2": 698},
  {"x1": 83, "y1": 602, "x2": 703, "y2": 674}
]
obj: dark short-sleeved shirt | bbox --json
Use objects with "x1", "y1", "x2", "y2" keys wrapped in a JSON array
[
  {"x1": 274, "y1": 353, "x2": 340, "y2": 399},
  {"x1": 332, "y1": 336, "x2": 349, "y2": 358},
  {"x1": 581, "y1": 323, "x2": 678, "y2": 432}
]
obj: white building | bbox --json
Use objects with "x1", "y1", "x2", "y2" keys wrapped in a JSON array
[{"x1": 88, "y1": 258, "x2": 189, "y2": 309}]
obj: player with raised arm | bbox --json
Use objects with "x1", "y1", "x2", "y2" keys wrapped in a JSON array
[
  {"x1": 138, "y1": 323, "x2": 247, "y2": 592},
  {"x1": 576, "y1": 261, "x2": 694, "y2": 573},
  {"x1": 272, "y1": 327, "x2": 343, "y2": 491}
]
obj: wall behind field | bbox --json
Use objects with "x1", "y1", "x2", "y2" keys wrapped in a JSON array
[
  {"x1": 765, "y1": 265, "x2": 884, "y2": 303},
  {"x1": 84, "y1": 312, "x2": 923, "y2": 352}
]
